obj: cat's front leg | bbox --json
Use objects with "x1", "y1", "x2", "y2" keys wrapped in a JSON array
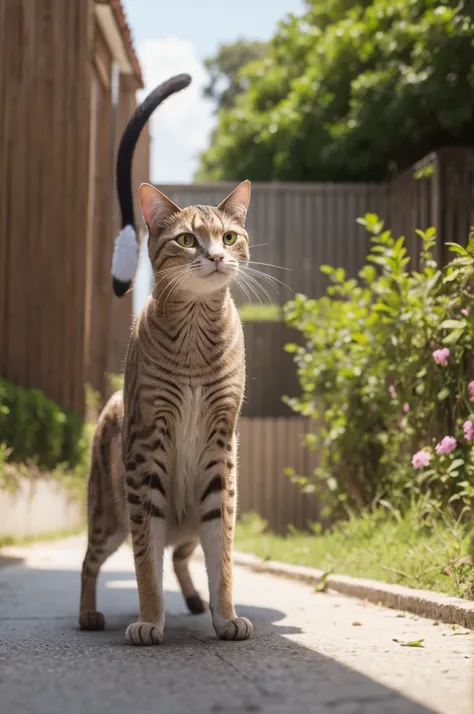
[
  {"x1": 198, "y1": 428, "x2": 253, "y2": 641},
  {"x1": 123, "y1": 417, "x2": 170, "y2": 646}
]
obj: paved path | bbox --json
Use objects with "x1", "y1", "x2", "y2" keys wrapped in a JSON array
[{"x1": 0, "y1": 537, "x2": 472, "y2": 714}]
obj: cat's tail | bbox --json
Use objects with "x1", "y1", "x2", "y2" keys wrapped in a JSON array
[{"x1": 111, "y1": 74, "x2": 192, "y2": 297}]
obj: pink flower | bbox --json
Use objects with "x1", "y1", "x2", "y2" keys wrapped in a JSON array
[
  {"x1": 432, "y1": 348, "x2": 450, "y2": 367},
  {"x1": 461, "y1": 308, "x2": 469, "y2": 317},
  {"x1": 412, "y1": 450, "x2": 431, "y2": 469},
  {"x1": 463, "y1": 421, "x2": 473, "y2": 442},
  {"x1": 403, "y1": 403, "x2": 410, "y2": 413},
  {"x1": 435, "y1": 436, "x2": 457, "y2": 455},
  {"x1": 397, "y1": 418, "x2": 407, "y2": 430},
  {"x1": 468, "y1": 381, "x2": 474, "y2": 403},
  {"x1": 389, "y1": 385, "x2": 397, "y2": 399}
]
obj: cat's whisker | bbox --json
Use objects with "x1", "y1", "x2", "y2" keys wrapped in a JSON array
[
  {"x1": 242, "y1": 267, "x2": 280, "y2": 290},
  {"x1": 237, "y1": 268, "x2": 272, "y2": 303},
  {"x1": 241, "y1": 266, "x2": 293, "y2": 294},
  {"x1": 238, "y1": 271, "x2": 272, "y2": 304},
  {"x1": 156, "y1": 271, "x2": 187, "y2": 313},
  {"x1": 162, "y1": 269, "x2": 196, "y2": 315},
  {"x1": 243, "y1": 260, "x2": 292, "y2": 272},
  {"x1": 153, "y1": 264, "x2": 195, "y2": 285},
  {"x1": 234, "y1": 273, "x2": 262, "y2": 305}
]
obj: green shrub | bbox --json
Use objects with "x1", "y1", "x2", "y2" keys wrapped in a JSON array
[
  {"x1": 0, "y1": 379, "x2": 87, "y2": 470},
  {"x1": 198, "y1": 1, "x2": 474, "y2": 182},
  {"x1": 284, "y1": 216, "x2": 474, "y2": 518}
]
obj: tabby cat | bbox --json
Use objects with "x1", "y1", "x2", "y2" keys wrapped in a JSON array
[{"x1": 79, "y1": 75, "x2": 253, "y2": 645}]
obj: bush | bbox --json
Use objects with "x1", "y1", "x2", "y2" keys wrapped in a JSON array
[
  {"x1": 198, "y1": 0, "x2": 474, "y2": 182},
  {"x1": 0, "y1": 379, "x2": 87, "y2": 470},
  {"x1": 284, "y1": 217, "x2": 474, "y2": 518}
]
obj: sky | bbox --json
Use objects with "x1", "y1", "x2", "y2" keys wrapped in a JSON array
[{"x1": 120, "y1": 0, "x2": 304, "y2": 311}]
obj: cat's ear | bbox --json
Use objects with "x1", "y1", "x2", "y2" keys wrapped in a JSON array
[
  {"x1": 139, "y1": 183, "x2": 181, "y2": 229},
  {"x1": 217, "y1": 180, "x2": 251, "y2": 225}
]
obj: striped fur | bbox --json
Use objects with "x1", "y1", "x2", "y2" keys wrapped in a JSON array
[{"x1": 80, "y1": 181, "x2": 253, "y2": 644}]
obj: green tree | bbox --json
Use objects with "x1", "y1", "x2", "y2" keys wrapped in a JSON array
[
  {"x1": 203, "y1": 39, "x2": 268, "y2": 112},
  {"x1": 198, "y1": 1, "x2": 474, "y2": 182}
]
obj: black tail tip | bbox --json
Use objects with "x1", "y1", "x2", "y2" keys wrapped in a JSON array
[
  {"x1": 113, "y1": 278, "x2": 131, "y2": 298},
  {"x1": 173, "y1": 73, "x2": 192, "y2": 89}
]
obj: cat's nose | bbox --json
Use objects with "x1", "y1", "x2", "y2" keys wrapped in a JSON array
[{"x1": 208, "y1": 253, "x2": 224, "y2": 262}]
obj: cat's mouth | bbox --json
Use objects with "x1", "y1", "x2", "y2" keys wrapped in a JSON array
[{"x1": 202, "y1": 263, "x2": 234, "y2": 277}]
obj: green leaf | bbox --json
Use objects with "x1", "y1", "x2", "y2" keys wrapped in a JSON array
[
  {"x1": 448, "y1": 459, "x2": 465, "y2": 473},
  {"x1": 443, "y1": 269, "x2": 462, "y2": 283},
  {"x1": 445, "y1": 243, "x2": 469, "y2": 256},
  {"x1": 443, "y1": 329, "x2": 464, "y2": 345},
  {"x1": 439, "y1": 319, "x2": 466, "y2": 330},
  {"x1": 393, "y1": 639, "x2": 425, "y2": 648},
  {"x1": 313, "y1": 570, "x2": 333, "y2": 593}
]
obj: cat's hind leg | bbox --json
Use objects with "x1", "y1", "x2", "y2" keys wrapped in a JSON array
[
  {"x1": 172, "y1": 540, "x2": 208, "y2": 614},
  {"x1": 79, "y1": 402, "x2": 127, "y2": 631},
  {"x1": 79, "y1": 529, "x2": 125, "y2": 630}
]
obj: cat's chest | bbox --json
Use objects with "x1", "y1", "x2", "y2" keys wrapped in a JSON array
[
  {"x1": 175, "y1": 385, "x2": 204, "y2": 461},
  {"x1": 171, "y1": 385, "x2": 205, "y2": 519}
]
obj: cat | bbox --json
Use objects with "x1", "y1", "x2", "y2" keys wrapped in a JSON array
[{"x1": 79, "y1": 75, "x2": 253, "y2": 646}]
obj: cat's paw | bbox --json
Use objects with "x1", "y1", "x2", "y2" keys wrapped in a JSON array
[
  {"x1": 79, "y1": 610, "x2": 105, "y2": 631},
  {"x1": 125, "y1": 622, "x2": 163, "y2": 646},
  {"x1": 215, "y1": 616, "x2": 253, "y2": 641},
  {"x1": 185, "y1": 593, "x2": 208, "y2": 615}
]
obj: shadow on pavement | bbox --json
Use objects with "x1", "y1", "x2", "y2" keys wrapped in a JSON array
[
  {"x1": 0, "y1": 553, "x2": 25, "y2": 569},
  {"x1": 0, "y1": 564, "x2": 438, "y2": 714}
]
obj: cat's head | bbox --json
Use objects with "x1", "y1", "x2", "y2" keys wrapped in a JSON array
[{"x1": 139, "y1": 181, "x2": 251, "y2": 297}]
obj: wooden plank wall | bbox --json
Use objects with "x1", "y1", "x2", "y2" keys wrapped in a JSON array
[
  {"x1": 0, "y1": 0, "x2": 93, "y2": 415},
  {"x1": 241, "y1": 321, "x2": 301, "y2": 418},
  {"x1": 385, "y1": 148, "x2": 474, "y2": 268},
  {"x1": 87, "y1": 21, "x2": 115, "y2": 403},
  {"x1": 237, "y1": 417, "x2": 321, "y2": 534},
  {"x1": 436, "y1": 148, "x2": 474, "y2": 264}
]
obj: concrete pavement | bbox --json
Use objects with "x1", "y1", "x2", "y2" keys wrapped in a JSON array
[{"x1": 0, "y1": 537, "x2": 472, "y2": 714}]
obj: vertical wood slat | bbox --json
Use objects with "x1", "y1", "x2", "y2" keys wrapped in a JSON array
[
  {"x1": 237, "y1": 417, "x2": 320, "y2": 534},
  {"x1": 0, "y1": 0, "x2": 93, "y2": 415}
]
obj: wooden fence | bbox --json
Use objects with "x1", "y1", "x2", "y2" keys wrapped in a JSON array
[
  {"x1": 0, "y1": 0, "x2": 93, "y2": 416},
  {"x1": 0, "y1": 0, "x2": 147, "y2": 416},
  {"x1": 156, "y1": 150, "x2": 474, "y2": 532},
  {"x1": 237, "y1": 417, "x2": 321, "y2": 534}
]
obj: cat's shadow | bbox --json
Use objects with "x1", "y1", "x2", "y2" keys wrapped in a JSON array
[
  {"x1": 2, "y1": 563, "x2": 438, "y2": 713},
  {"x1": 88, "y1": 569, "x2": 300, "y2": 640}
]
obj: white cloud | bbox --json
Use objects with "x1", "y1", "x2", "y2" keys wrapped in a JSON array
[{"x1": 135, "y1": 36, "x2": 215, "y2": 183}]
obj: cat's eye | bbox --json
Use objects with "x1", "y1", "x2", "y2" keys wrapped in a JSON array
[
  {"x1": 175, "y1": 233, "x2": 197, "y2": 248},
  {"x1": 223, "y1": 232, "x2": 238, "y2": 246}
]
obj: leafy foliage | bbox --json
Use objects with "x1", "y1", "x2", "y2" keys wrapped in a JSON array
[
  {"x1": 284, "y1": 218, "x2": 474, "y2": 517},
  {"x1": 236, "y1": 506, "x2": 474, "y2": 599},
  {"x1": 203, "y1": 39, "x2": 268, "y2": 112},
  {"x1": 0, "y1": 379, "x2": 87, "y2": 470},
  {"x1": 199, "y1": 0, "x2": 474, "y2": 182}
]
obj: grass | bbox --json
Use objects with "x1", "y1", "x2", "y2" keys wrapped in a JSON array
[
  {"x1": 237, "y1": 303, "x2": 282, "y2": 322},
  {"x1": 235, "y1": 505, "x2": 474, "y2": 600},
  {"x1": 0, "y1": 526, "x2": 84, "y2": 550}
]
